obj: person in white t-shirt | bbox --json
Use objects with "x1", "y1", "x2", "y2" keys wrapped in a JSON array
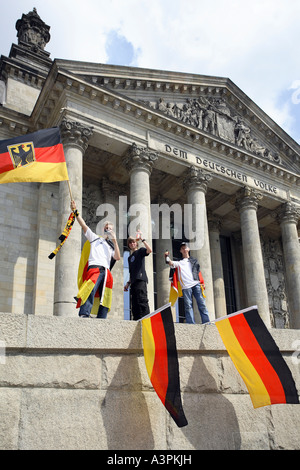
[
  {"x1": 167, "y1": 242, "x2": 210, "y2": 324},
  {"x1": 71, "y1": 200, "x2": 120, "y2": 318}
]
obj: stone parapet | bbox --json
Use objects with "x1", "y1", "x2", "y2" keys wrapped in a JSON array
[{"x1": 0, "y1": 313, "x2": 299, "y2": 450}]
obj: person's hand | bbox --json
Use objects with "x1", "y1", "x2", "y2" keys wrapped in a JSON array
[
  {"x1": 70, "y1": 200, "x2": 76, "y2": 211},
  {"x1": 136, "y1": 230, "x2": 142, "y2": 240},
  {"x1": 124, "y1": 282, "x2": 130, "y2": 292},
  {"x1": 106, "y1": 229, "x2": 116, "y2": 241}
]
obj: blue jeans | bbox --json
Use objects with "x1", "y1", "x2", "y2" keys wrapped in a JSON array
[
  {"x1": 182, "y1": 283, "x2": 210, "y2": 324},
  {"x1": 79, "y1": 268, "x2": 109, "y2": 319}
]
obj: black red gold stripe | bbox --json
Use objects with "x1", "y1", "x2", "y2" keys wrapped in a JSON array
[
  {"x1": 75, "y1": 240, "x2": 113, "y2": 316},
  {"x1": 216, "y1": 307, "x2": 299, "y2": 408},
  {"x1": 141, "y1": 304, "x2": 188, "y2": 427},
  {"x1": 0, "y1": 127, "x2": 68, "y2": 183}
]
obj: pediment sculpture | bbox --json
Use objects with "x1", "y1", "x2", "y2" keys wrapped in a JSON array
[{"x1": 148, "y1": 96, "x2": 282, "y2": 166}]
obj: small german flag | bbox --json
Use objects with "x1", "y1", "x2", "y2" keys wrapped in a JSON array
[
  {"x1": 0, "y1": 127, "x2": 68, "y2": 184},
  {"x1": 169, "y1": 267, "x2": 205, "y2": 306},
  {"x1": 140, "y1": 303, "x2": 188, "y2": 427},
  {"x1": 215, "y1": 306, "x2": 299, "y2": 408}
]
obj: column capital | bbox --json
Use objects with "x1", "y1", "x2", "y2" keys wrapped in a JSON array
[
  {"x1": 235, "y1": 186, "x2": 263, "y2": 213},
  {"x1": 123, "y1": 142, "x2": 158, "y2": 175},
  {"x1": 182, "y1": 165, "x2": 212, "y2": 194},
  {"x1": 278, "y1": 201, "x2": 300, "y2": 225},
  {"x1": 60, "y1": 118, "x2": 94, "y2": 153}
]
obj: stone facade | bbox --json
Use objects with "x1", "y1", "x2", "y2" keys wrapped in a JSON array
[
  {"x1": 0, "y1": 9, "x2": 299, "y2": 451},
  {"x1": 0, "y1": 312, "x2": 299, "y2": 450},
  {"x1": 0, "y1": 9, "x2": 299, "y2": 326}
]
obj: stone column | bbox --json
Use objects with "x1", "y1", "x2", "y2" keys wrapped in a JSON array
[
  {"x1": 101, "y1": 177, "x2": 126, "y2": 320},
  {"x1": 278, "y1": 202, "x2": 300, "y2": 329},
  {"x1": 53, "y1": 119, "x2": 93, "y2": 317},
  {"x1": 235, "y1": 187, "x2": 270, "y2": 326},
  {"x1": 33, "y1": 183, "x2": 58, "y2": 316},
  {"x1": 155, "y1": 196, "x2": 174, "y2": 311},
  {"x1": 123, "y1": 143, "x2": 158, "y2": 313},
  {"x1": 183, "y1": 166, "x2": 215, "y2": 320},
  {"x1": 208, "y1": 214, "x2": 227, "y2": 318},
  {"x1": 231, "y1": 232, "x2": 247, "y2": 311}
]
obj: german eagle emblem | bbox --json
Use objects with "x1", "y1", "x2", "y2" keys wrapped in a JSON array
[{"x1": 7, "y1": 142, "x2": 36, "y2": 168}]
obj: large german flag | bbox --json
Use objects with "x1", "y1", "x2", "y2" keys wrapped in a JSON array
[
  {"x1": 0, "y1": 127, "x2": 68, "y2": 183},
  {"x1": 140, "y1": 303, "x2": 188, "y2": 427},
  {"x1": 75, "y1": 239, "x2": 113, "y2": 317},
  {"x1": 216, "y1": 306, "x2": 299, "y2": 409}
]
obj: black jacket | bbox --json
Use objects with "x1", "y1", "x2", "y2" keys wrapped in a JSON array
[{"x1": 129, "y1": 247, "x2": 149, "y2": 284}]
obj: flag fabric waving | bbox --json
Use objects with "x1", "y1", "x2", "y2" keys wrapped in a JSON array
[
  {"x1": 169, "y1": 267, "x2": 182, "y2": 306},
  {"x1": 169, "y1": 267, "x2": 205, "y2": 306},
  {"x1": 215, "y1": 306, "x2": 299, "y2": 409},
  {"x1": 0, "y1": 127, "x2": 68, "y2": 184},
  {"x1": 140, "y1": 303, "x2": 188, "y2": 427},
  {"x1": 75, "y1": 239, "x2": 113, "y2": 317}
]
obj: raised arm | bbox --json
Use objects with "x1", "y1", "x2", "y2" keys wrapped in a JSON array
[
  {"x1": 70, "y1": 200, "x2": 88, "y2": 234},
  {"x1": 164, "y1": 250, "x2": 176, "y2": 267},
  {"x1": 110, "y1": 232, "x2": 121, "y2": 261},
  {"x1": 142, "y1": 238, "x2": 152, "y2": 255}
]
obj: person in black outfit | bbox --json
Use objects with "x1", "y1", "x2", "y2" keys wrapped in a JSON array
[{"x1": 124, "y1": 233, "x2": 152, "y2": 320}]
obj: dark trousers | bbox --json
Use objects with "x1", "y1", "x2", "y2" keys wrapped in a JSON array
[{"x1": 130, "y1": 280, "x2": 150, "y2": 320}]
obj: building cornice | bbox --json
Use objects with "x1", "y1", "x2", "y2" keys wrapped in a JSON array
[
  {"x1": 31, "y1": 67, "x2": 299, "y2": 187},
  {"x1": 53, "y1": 60, "x2": 300, "y2": 159},
  {"x1": 0, "y1": 108, "x2": 30, "y2": 138},
  {"x1": 1, "y1": 62, "x2": 299, "y2": 190}
]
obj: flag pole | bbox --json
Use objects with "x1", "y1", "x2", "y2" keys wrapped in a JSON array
[
  {"x1": 208, "y1": 305, "x2": 259, "y2": 325},
  {"x1": 137, "y1": 303, "x2": 171, "y2": 321},
  {"x1": 67, "y1": 180, "x2": 73, "y2": 201}
]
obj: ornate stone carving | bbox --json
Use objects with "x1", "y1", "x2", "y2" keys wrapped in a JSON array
[
  {"x1": 82, "y1": 183, "x2": 102, "y2": 231},
  {"x1": 261, "y1": 236, "x2": 289, "y2": 328},
  {"x1": 149, "y1": 96, "x2": 282, "y2": 165},
  {"x1": 235, "y1": 186, "x2": 263, "y2": 213},
  {"x1": 102, "y1": 176, "x2": 127, "y2": 200},
  {"x1": 60, "y1": 119, "x2": 94, "y2": 153},
  {"x1": 182, "y1": 165, "x2": 212, "y2": 194},
  {"x1": 16, "y1": 8, "x2": 51, "y2": 52},
  {"x1": 123, "y1": 142, "x2": 158, "y2": 175},
  {"x1": 278, "y1": 201, "x2": 300, "y2": 225}
]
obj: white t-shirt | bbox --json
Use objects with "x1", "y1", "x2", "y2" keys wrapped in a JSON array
[
  {"x1": 85, "y1": 227, "x2": 114, "y2": 269},
  {"x1": 172, "y1": 258, "x2": 199, "y2": 289}
]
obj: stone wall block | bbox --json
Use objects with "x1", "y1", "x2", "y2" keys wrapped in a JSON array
[
  {"x1": 0, "y1": 354, "x2": 102, "y2": 389},
  {"x1": 0, "y1": 313, "x2": 27, "y2": 347},
  {"x1": 0, "y1": 389, "x2": 22, "y2": 450},
  {"x1": 18, "y1": 389, "x2": 106, "y2": 450},
  {"x1": 169, "y1": 394, "x2": 270, "y2": 450},
  {"x1": 102, "y1": 354, "x2": 151, "y2": 391},
  {"x1": 100, "y1": 390, "x2": 166, "y2": 450}
]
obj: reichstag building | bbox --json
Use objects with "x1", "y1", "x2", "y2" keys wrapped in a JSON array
[{"x1": 0, "y1": 8, "x2": 299, "y2": 329}]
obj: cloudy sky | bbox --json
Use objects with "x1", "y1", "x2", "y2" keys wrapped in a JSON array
[{"x1": 1, "y1": 0, "x2": 300, "y2": 144}]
